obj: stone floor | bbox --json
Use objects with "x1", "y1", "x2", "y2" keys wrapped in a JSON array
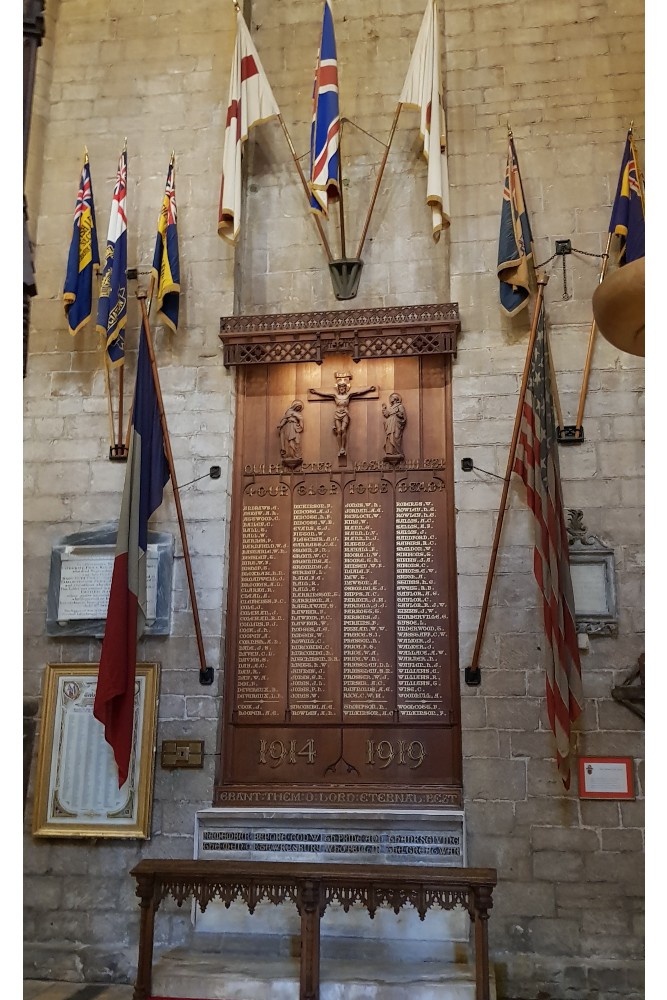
[{"x1": 24, "y1": 986, "x2": 134, "y2": 1000}]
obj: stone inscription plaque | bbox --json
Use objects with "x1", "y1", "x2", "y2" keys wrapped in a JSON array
[{"x1": 217, "y1": 354, "x2": 461, "y2": 809}]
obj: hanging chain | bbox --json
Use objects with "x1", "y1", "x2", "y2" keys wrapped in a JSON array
[{"x1": 535, "y1": 244, "x2": 608, "y2": 300}]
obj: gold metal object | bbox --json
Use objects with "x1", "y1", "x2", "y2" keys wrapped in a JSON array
[{"x1": 161, "y1": 740, "x2": 205, "y2": 769}]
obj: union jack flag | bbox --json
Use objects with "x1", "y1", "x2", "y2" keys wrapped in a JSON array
[
  {"x1": 609, "y1": 132, "x2": 645, "y2": 265},
  {"x1": 63, "y1": 157, "x2": 100, "y2": 335},
  {"x1": 309, "y1": 0, "x2": 340, "y2": 217},
  {"x1": 96, "y1": 148, "x2": 128, "y2": 367},
  {"x1": 513, "y1": 303, "x2": 584, "y2": 789}
]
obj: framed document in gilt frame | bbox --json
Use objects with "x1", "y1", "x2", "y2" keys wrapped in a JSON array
[{"x1": 32, "y1": 663, "x2": 159, "y2": 839}]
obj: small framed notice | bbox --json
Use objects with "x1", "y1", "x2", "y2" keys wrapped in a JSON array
[
  {"x1": 32, "y1": 663, "x2": 160, "y2": 838},
  {"x1": 578, "y1": 756, "x2": 635, "y2": 800}
]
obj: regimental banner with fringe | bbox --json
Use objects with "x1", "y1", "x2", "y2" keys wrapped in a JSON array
[
  {"x1": 309, "y1": 0, "x2": 341, "y2": 218},
  {"x1": 609, "y1": 131, "x2": 645, "y2": 265},
  {"x1": 399, "y1": 0, "x2": 450, "y2": 242},
  {"x1": 497, "y1": 135, "x2": 533, "y2": 317},
  {"x1": 218, "y1": 11, "x2": 280, "y2": 245},
  {"x1": 151, "y1": 158, "x2": 180, "y2": 333},
  {"x1": 63, "y1": 156, "x2": 100, "y2": 336},
  {"x1": 96, "y1": 147, "x2": 128, "y2": 367},
  {"x1": 512, "y1": 301, "x2": 584, "y2": 788}
]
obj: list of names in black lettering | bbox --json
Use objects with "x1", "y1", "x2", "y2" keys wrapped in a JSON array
[
  {"x1": 237, "y1": 503, "x2": 287, "y2": 717},
  {"x1": 343, "y1": 501, "x2": 393, "y2": 717},
  {"x1": 289, "y1": 501, "x2": 339, "y2": 717},
  {"x1": 395, "y1": 500, "x2": 447, "y2": 717}
]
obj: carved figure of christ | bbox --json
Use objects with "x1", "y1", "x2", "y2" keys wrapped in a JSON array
[{"x1": 308, "y1": 375, "x2": 378, "y2": 457}]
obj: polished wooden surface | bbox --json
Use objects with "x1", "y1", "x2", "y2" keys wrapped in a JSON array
[{"x1": 216, "y1": 352, "x2": 462, "y2": 809}]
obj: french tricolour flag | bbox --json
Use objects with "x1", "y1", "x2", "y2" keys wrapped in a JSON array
[
  {"x1": 218, "y1": 12, "x2": 280, "y2": 245},
  {"x1": 93, "y1": 326, "x2": 169, "y2": 787},
  {"x1": 309, "y1": 0, "x2": 340, "y2": 217}
]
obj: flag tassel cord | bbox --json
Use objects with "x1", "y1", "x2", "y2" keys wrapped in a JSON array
[
  {"x1": 136, "y1": 289, "x2": 212, "y2": 684},
  {"x1": 465, "y1": 273, "x2": 550, "y2": 686},
  {"x1": 277, "y1": 114, "x2": 335, "y2": 264},
  {"x1": 573, "y1": 231, "x2": 613, "y2": 432},
  {"x1": 355, "y1": 103, "x2": 402, "y2": 261}
]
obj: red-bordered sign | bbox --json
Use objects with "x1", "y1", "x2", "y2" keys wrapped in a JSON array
[{"x1": 578, "y1": 756, "x2": 635, "y2": 800}]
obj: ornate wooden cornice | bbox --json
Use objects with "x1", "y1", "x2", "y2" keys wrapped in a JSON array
[{"x1": 220, "y1": 303, "x2": 460, "y2": 367}]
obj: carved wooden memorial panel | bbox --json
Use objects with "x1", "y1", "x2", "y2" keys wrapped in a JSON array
[{"x1": 216, "y1": 306, "x2": 461, "y2": 809}]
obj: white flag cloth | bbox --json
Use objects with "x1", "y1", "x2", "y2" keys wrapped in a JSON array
[
  {"x1": 218, "y1": 12, "x2": 280, "y2": 245},
  {"x1": 399, "y1": 0, "x2": 450, "y2": 241}
]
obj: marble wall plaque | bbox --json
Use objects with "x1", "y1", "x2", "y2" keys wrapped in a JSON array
[{"x1": 46, "y1": 525, "x2": 174, "y2": 637}]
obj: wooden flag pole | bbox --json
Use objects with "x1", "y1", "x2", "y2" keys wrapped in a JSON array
[
  {"x1": 337, "y1": 118, "x2": 347, "y2": 259},
  {"x1": 277, "y1": 114, "x2": 335, "y2": 263},
  {"x1": 573, "y1": 231, "x2": 612, "y2": 433},
  {"x1": 103, "y1": 353, "x2": 117, "y2": 453},
  {"x1": 355, "y1": 103, "x2": 402, "y2": 260},
  {"x1": 136, "y1": 289, "x2": 213, "y2": 685},
  {"x1": 465, "y1": 273, "x2": 550, "y2": 686},
  {"x1": 124, "y1": 272, "x2": 157, "y2": 454}
]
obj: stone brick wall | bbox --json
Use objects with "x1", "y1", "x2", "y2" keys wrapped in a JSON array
[{"x1": 23, "y1": 0, "x2": 644, "y2": 997}]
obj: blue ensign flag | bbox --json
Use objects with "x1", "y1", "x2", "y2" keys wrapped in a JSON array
[
  {"x1": 309, "y1": 0, "x2": 340, "y2": 217},
  {"x1": 63, "y1": 158, "x2": 100, "y2": 335},
  {"x1": 609, "y1": 133, "x2": 645, "y2": 265},
  {"x1": 96, "y1": 149, "x2": 128, "y2": 367},
  {"x1": 497, "y1": 137, "x2": 534, "y2": 317}
]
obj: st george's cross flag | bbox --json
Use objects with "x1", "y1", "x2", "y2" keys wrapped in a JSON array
[
  {"x1": 512, "y1": 303, "x2": 584, "y2": 789},
  {"x1": 63, "y1": 156, "x2": 100, "y2": 335},
  {"x1": 96, "y1": 148, "x2": 128, "y2": 367},
  {"x1": 609, "y1": 131, "x2": 645, "y2": 265},
  {"x1": 151, "y1": 159, "x2": 180, "y2": 333},
  {"x1": 399, "y1": 0, "x2": 450, "y2": 241},
  {"x1": 218, "y1": 11, "x2": 280, "y2": 245},
  {"x1": 93, "y1": 325, "x2": 170, "y2": 787},
  {"x1": 309, "y1": 0, "x2": 340, "y2": 217},
  {"x1": 497, "y1": 136, "x2": 534, "y2": 317}
]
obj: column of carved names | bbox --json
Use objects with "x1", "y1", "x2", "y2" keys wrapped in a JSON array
[
  {"x1": 395, "y1": 500, "x2": 447, "y2": 717},
  {"x1": 236, "y1": 502, "x2": 288, "y2": 718},
  {"x1": 289, "y1": 499, "x2": 339, "y2": 717},
  {"x1": 343, "y1": 500, "x2": 393, "y2": 717}
]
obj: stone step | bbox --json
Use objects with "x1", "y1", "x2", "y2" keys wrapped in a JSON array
[{"x1": 151, "y1": 947, "x2": 497, "y2": 1000}]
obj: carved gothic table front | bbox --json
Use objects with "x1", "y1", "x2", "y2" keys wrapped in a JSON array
[{"x1": 130, "y1": 858, "x2": 496, "y2": 1000}]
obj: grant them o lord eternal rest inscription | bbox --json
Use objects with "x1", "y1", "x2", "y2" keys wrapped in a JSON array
[{"x1": 216, "y1": 335, "x2": 462, "y2": 809}]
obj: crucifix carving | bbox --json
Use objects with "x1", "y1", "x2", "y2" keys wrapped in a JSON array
[{"x1": 308, "y1": 372, "x2": 377, "y2": 461}]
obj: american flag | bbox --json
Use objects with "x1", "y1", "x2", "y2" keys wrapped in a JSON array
[{"x1": 513, "y1": 303, "x2": 584, "y2": 789}]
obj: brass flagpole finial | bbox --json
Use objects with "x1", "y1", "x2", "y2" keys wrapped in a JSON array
[
  {"x1": 629, "y1": 120, "x2": 634, "y2": 136},
  {"x1": 170, "y1": 150, "x2": 175, "y2": 166},
  {"x1": 506, "y1": 121, "x2": 513, "y2": 140},
  {"x1": 123, "y1": 136, "x2": 128, "y2": 152},
  {"x1": 84, "y1": 146, "x2": 89, "y2": 163},
  {"x1": 232, "y1": 0, "x2": 240, "y2": 11}
]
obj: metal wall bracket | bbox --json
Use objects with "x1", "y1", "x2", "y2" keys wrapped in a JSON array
[
  {"x1": 555, "y1": 240, "x2": 572, "y2": 255},
  {"x1": 329, "y1": 259, "x2": 364, "y2": 300},
  {"x1": 558, "y1": 425, "x2": 584, "y2": 444}
]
